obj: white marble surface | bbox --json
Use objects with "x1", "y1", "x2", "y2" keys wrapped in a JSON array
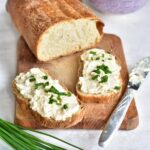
[{"x1": 0, "y1": 0, "x2": 150, "y2": 150}]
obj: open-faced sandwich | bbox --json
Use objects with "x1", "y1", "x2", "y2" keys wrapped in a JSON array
[
  {"x1": 12, "y1": 68, "x2": 84, "y2": 128},
  {"x1": 76, "y1": 48, "x2": 123, "y2": 103}
]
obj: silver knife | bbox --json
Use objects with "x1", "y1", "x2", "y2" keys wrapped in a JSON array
[{"x1": 98, "y1": 57, "x2": 150, "y2": 147}]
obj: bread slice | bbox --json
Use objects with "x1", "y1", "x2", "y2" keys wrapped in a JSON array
[
  {"x1": 7, "y1": 0, "x2": 104, "y2": 62},
  {"x1": 12, "y1": 68, "x2": 84, "y2": 128},
  {"x1": 76, "y1": 48, "x2": 123, "y2": 104}
]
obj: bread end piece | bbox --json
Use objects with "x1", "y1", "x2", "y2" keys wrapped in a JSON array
[
  {"x1": 7, "y1": 0, "x2": 104, "y2": 62},
  {"x1": 37, "y1": 18, "x2": 104, "y2": 61}
]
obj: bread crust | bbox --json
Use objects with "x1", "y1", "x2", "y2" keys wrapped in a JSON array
[
  {"x1": 7, "y1": 0, "x2": 104, "y2": 61},
  {"x1": 12, "y1": 69, "x2": 84, "y2": 128},
  {"x1": 76, "y1": 53, "x2": 123, "y2": 104}
]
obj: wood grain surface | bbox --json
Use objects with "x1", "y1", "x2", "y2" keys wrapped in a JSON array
[{"x1": 15, "y1": 34, "x2": 139, "y2": 130}]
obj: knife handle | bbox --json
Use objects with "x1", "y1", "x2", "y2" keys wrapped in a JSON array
[{"x1": 98, "y1": 88, "x2": 135, "y2": 147}]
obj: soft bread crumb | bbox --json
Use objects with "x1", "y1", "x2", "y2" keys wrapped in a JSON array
[{"x1": 38, "y1": 19, "x2": 101, "y2": 61}]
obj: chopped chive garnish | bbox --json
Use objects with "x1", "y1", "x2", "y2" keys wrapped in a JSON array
[
  {"x1": 102, "y1": 54, "x2": 104, "y2": 57},
  {"x1": 48, "y1": 95, "x2": 62, "y2": 105},
  {"x1": 96, "y1": 57, "x2": 100, "y2": 60},
  {"x1": 63, "y1": 104, "x2": 68, "y2": 109},
  {"x1": 30, "y1": 75, "x2": 34, "y2": 78},
  {"x1": 93, "y1": 69, "x2": 100, "y2": 74},
  {"x1": 97, "y1": 64, "x2": 112, "y2": 74},
  {"x1": 29, "y1": 75, "x2": 36, "y2": 82},
  {"x1": 43, "y1": 75, "x2": 48, "y2": 80},
  {"x1": 92, "y1": 75, "x2": 99, "y2": 80},
  {"x1": 108, "y1": 58, "x2": 112, "y2": 60},
  {"x1": 100, "y1": 75, "x2": 108, "y2": 83},
  {"x1": 67, "y1": 92, "x2": 71, "y2": 96},
  {"x1": 44, "y1": 82, "x2": 49, "y2": 87},
  {"x1": 49, "y1": 86, "x2": 60, "y2": 94},
  {"x1": 49, "y1": 95, "x2": 55, "y2": 104},
  {"x1": 29, "y1": 78, "x2": 36, "y2": 82},
  {"x1": 35, "y1": 83, "x2": 44, "y2": 89},
  {"x1": 57, "y1": 96, "x2": 62, "y2": 105},
  {"x1": 91, "y1": 57, "x2": 94, "y2": 61},
  {"x1": 45, "y1": 89, "x2": 49, "y2": 93},
  {"x1": 105, "y1": 70, "x2": 111, "y2": 74},
  {"x1": 47, "y1": 86, "x2": 71, "y2": 97},
  {"x1": 57, "y1": 95, "x2": 61, "y2": 100},
  {"x1": 56, "y1": 100, "x2": 62, "y2": 105},
  {"x1": 36, "y1": 83, "x2": 43, "y2": 86},
  {"x1": 114, "y1": 86, "x2": 121, "y2": 90},
  {"x1": 49, "y1": 99, "x2": 54, "y2": 104},
  {"x1": 89, "y1": 51, "x2": 96, "y2": 55},
  {"x1": 91, "y1": 65, "x2": 111, "y2": 81},
  {"x1": 59, "y1": 91, "x2": 72, "y2": 97},
  {"x1": 57, "y1": 95, "x2": 62, "y2": 105}
]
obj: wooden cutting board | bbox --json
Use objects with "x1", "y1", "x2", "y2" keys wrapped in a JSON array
[{"x1": 15, "y1": 34, "x2": 139, "y2": 130}]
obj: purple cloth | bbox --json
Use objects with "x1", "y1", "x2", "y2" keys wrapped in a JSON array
[{"x1": 89, "y1": 0, "x2": 147, "y2": 14}]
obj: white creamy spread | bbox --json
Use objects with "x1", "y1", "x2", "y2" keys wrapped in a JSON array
[
  {"x1": 129, "y1": 57, "x2": 150, "y2": 85},
  {"x1": 79, "y1": 48, "x2": 121, "y2": 94},
  {"x1": 15, "y1": 68, "x2": 80, "y2": 121}
]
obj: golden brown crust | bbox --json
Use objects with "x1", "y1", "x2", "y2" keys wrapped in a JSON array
[
  {"x1": 31, "y1": 106, "x2": 84, "y2": 128},
  {"x1": 12, "y1": 69, "x2": 84, "y2": 128},
  {"x1": 76, "y1": 85, "x2": 122, "y2": 103},
  {"x1": 7, "y1": 0, "x2": 104, "y2": 61},
  {"x1": 76, "y1": 52, "x2": 123, "y2": 104}
]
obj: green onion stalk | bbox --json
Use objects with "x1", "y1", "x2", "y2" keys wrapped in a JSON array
[{"x1": 0, "y1": 119, "x2": 83, "y2": 150}]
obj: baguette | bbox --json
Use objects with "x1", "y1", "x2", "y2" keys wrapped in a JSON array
[
  {"x1": 12, "y1": 68, "x2": 84, "y2": 128},
  {"x1": 76, "y1": 48, "x2": 123, "y2": 103},
  {"x1": 7, "y1": 0, "x2": 104, "y2": 62}
]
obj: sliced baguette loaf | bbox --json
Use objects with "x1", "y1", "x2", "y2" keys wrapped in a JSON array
[
  {"x1": 76, "y1": 48, "x2": 123, "y2": 103},
  {"x1": 7, "y1": 0, "x2": 104, "y2": 62},
  {"x1": 12, "y1": 68, "x2": 84, "y2": 128}
]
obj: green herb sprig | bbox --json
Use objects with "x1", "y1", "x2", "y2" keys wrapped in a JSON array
[
  {"x1": 96, "y1": 64, "x2": 112, "y2": 74},
  {"x1": 89, "y1": 51, "x2": 96, "y2": 55},
  {"x1": 114, "y1": 86, "x2": 121, "y2": 90},
  {"x1": 29, "y1": 75, "x2": 36, "y2": 82},
  {"x1": 47, "y1": 86, "x2": 71, "y2": 106},
  {"x1": 0, "y1": 119, "x2": 83, "y2": 150},
  {"x1": 100, "y1": 75, "x2": 108, "y2": 83},
  {"x1": 91, "y1": 64, "x2": 111, "y2": 83},
  {"x1": 63, "y1": 104, "x2": 68, "y2": 110},
  {"x1": 43, "y1": 75, "x2": 48, "y2": 80},
  {"x1": 49, "y1": 95, "x2": 62, "y2": 105},
  {"x1": 46, "y1": 86, "x2": 71, "y2": 97}
]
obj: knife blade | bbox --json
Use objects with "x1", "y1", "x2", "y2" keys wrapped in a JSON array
[{"x1": 98, "y1": 57, "x2": 150, "y2": 147}]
